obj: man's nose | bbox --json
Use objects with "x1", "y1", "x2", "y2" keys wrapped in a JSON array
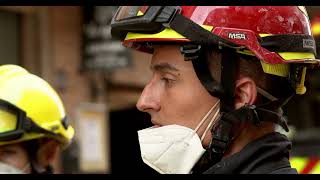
[{"x1": 136, "y1": 81, "x2": 160, "y2": 113}]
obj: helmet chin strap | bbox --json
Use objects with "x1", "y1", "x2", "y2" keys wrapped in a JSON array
[{"x1": 182, "y1": 44, "x2": 239, "y2": 167}]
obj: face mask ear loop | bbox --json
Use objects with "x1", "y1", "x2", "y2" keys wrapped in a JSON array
[
  {"x1": 194, "y1": 100, "x2": 220, "y2": 133},
  {"x1": 256, "y1": 87, "x2": 278, "y2": 101},
  {"x1": 20, "y1": 162, "x2": 31, "y2": 173},
  {"x1": 200, "y1": 108, "x2": 220, "y2": 142}
]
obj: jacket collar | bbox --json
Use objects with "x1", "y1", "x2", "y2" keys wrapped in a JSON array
[{"x1": 203, "y1": 132, "x2": 294, "y2": 174}]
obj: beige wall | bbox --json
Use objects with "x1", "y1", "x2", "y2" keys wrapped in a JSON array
[
  {"x1": 46, "y1": 6, "x2": 106, "y2": 173},
  {"x1": 108, "y1": 50, "x2": 152, "y2": 111},
  {"x1": 49, "y1": 6, "x2": 91, "y2": 118},
  {"x1": 40, "y1": 6, "x2": 151, "y2": 172}
]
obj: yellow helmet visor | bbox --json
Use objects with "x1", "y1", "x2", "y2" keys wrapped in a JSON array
[
  {"x1": 0, "y1": 108, "x2": 18, "y2": 134},
  {"x1": 0, "y1": 99, "x2": 55, "y2": 142}
]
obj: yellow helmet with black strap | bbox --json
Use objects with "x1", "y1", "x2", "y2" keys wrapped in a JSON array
[{"x1": 0, "y1": 65, "x2": 74, "y2": 148}]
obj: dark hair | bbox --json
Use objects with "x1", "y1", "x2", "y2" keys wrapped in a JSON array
[
  {"x1": 21, "y1": 138, "x2": 55, "y2": 174},
  {"x1": 22, "y1": 139, "x2": 41, "y2": 162},
  {"x1": 22, "y1": 138, "x2": 53, "y2": 162},
  {"x1": 206, "y1": 48, "x2": 293, "y2": 104}
]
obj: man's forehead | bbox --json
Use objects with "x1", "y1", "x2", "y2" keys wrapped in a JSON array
[
  {"x1": 150, "y1": 44, "x2": 194, "y2": 73},
  {"x1": 153, "y1": 44, "x2": 179, "y2": 54},
  {"x1": 150, "y1": 62, "x2": 179, "y2": 72},
  {"x1": 152, "y1": 45, "x2": 182, "y2": 63}
]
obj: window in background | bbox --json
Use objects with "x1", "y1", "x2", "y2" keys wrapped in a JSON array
[{"x1": 0, "y1": 10, "x2": 21, "y2": 65}]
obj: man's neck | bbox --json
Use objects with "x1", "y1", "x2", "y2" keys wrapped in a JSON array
[{"x1": 223, "y1": 121, "x2": 275, "y2": 158}]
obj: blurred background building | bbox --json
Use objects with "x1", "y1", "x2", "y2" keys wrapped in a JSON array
[{"x1": 0, "y1": 6, "x2": 319, "y2": 174}]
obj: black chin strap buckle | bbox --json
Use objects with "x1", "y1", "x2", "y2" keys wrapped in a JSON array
[
  {"x1": 208, "y1": 114, "x2": 234, "y2": 162},
  {"x1": 245, "y1": 104, "x2": 262, "y2": 127},
  {"x1": 180, "y1": 44, "x2": 202, "y2": 61},
  {"x1": 209, "y1": 137, "x2": 229, "y2": 163},
  {"x1": 210, "y1": 138, "x2": 228, "y2": 154}
]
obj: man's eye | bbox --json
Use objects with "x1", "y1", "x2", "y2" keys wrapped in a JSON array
[
  {"x1": 161, "y1": 77, "x2": 176, "y2": 88},
  {"x1": 161, "y1": 77, "x2": 174, "y2": 83}
]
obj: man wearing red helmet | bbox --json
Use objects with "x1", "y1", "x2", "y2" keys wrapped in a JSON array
[{"x1": 111, "y1": 6, "x2": 319, "y2": 174}]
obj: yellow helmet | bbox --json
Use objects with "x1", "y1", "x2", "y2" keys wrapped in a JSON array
[{"x1": 0, "y1": 65, "x2": 74, "y2": 148}]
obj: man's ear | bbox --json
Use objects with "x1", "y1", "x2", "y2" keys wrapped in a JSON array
[
  {"x1": 36, "y1": 139, "x2": 60, "y2": 168},
  {"x1": 234, "y1": 76, "x2": 257, "y2": 109}
]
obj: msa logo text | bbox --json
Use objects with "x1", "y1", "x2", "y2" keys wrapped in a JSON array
[
  {"x1": 303, "y1": 39, "x2": 315, "y2": 49},
  {"x1": 228, "y1": 33, "x2": 246, "y2": 40}
]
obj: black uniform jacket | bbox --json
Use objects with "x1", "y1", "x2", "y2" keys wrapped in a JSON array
[{"x1": 203, "y1": 132, "x2": 298, "y2": 174}]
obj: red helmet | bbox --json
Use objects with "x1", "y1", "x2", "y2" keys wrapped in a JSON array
[{"x1": 112, "y1": 6, "x2": 318, "y2": 95}]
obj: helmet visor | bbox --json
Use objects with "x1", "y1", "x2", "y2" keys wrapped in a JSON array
[
  {"x1": 0, "y1": 108, "x2": 18, "y2": 134},
  {"x1": 111, "y1": 6, "x2": 181, "y2": 40},
  {"x1": 0, "y1": 99, "x2": 55, "y2": 142},
  {"x1": 114, "y1": 6, "x2": 149, "y2": 21},
  {"x1": 0, "y1": 100, "x2": 25, "y2": 141}
]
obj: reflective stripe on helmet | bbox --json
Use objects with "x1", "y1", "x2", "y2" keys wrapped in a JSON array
[{"x1": 124, "y1": 25, "x2": 214, "y2": 41}]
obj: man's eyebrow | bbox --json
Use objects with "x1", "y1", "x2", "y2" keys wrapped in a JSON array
[{"x1": 151, "y1": 63, "x2": 179, "y2": 72}]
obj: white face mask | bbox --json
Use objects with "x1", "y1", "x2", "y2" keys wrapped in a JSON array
[
  {"x1": 138, "y1": 100, "x2": 220, "y2": 174},
  {"x1": 0, "y1": 162, "x2": 30, "y2": 174}
]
